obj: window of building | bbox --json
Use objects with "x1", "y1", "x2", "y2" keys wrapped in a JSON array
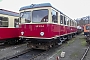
[
  {"x1": 52, "y1": 10, "x2": 58, "y2": 23},
  {"x1": 0, "y1": 16, "x2": 8, "y2": 27},
  {"x1": 14, "y1": 18, "x2": 19, "y2": 28}
]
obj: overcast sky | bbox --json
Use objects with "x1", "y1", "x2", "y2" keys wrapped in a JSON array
[{"x1": 0, "y1": 0, "x2": 90, "y2": 19}]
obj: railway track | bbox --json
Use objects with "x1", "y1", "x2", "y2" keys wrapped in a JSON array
[
  {"x1": 80, "y1": 45, "x2": 90, "y2": 60},
  {"x1": 0, "y1": 43, "x2": 28, "y2": 60},
  {"x1": 7, "y1": 42, "x2": 66, "y2": 60},
  {"x1": 7, "y1": 49, "x2": 45, "y2": 60},
  {"x1": 0, "y1": 36, "x2": 75, "y2": 60},
  {"x1": 0, "y1": 41, "x2": 26, "y2": 50}
]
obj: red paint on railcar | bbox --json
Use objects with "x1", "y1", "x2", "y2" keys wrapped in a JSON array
[
  {"x1": 0, "y1": 28, "x2": 19, "y2": 40},
  {"x1": 20, "y1": 24, "x2": 77, "y2": 39}
]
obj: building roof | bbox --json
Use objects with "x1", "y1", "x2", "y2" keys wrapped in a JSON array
[
  {"x1": 0, "y1": 9, "x2": 19, "y2": 17},
  {"x1": 20, "y1": 3, "x2": 52, "y2": 11}
]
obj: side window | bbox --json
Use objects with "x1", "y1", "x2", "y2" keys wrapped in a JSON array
[
  {"x1": 60, "y1": 14, "x2": 63, "y2": 24},
  {"x1": 1, "y1": 17, "x2": 8, "y2": 27},
  {"x1": 73, "y1": 21, "x2": 74, "y2": 26},
  {"x1": 71, "y1": 20, "x2": 73, "y2": 26},
  {"x1": 52, "y1": 10, "x2": 58, "y2": 23},
  {"x1": 0, "y1": 17, "x2": 3, "y2": 27},
  {"x1": 67, "y1": 17, "x2": 69, "y2": 26},
  {"x1": 72, "y1": 20, "x2": 73, "y2": 26},
  {"x1": 64, "y1": 16, "x2": 66, "y2": 25},
  {"x1": 14, "y1": 18, "x2": 19, "y2": 28},
  {"x1": 75, "y1": 22, "x2": 77, "y2": 27},
  {"x1": 70, "y1": 19, "x2": 72, "y2": 26}
]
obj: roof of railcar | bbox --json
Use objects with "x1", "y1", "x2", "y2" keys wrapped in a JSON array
[
  {"x1": 19, "y1": 3, "x2": 74, "y2": 20},
  {"x1": 0, "y1": 9, "x2": 19, "y2": 17},
  {"x1": 20, "y1": 3, "x2": 52, "y2": 11},
  {"x1": 84, "y1": 24, "x2": 90, "y2": 26},
  {"x1": 20, "y1": 3, "x2": 65, "y2": 15}
]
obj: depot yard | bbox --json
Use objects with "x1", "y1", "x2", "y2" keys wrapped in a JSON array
[
  {"x1": 33, "y1": 33, "x2": 89, "y2": 60},
  {"x1": 0, "y1": 33, "x2": 90, "y2": 60},
  {"x1": 0, "y1": 43, "x2": 29, "y2": 60}
]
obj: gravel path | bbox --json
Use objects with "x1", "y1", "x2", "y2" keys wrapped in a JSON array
[{"x1": 33, "y1": 34, "x2": 88, "y2": 60}]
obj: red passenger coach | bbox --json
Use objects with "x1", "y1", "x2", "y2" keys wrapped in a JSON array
[
  {"x1": 0, "y1": 9, "x2": 20, "y2": 44},
  {"x1": 19, "y1": 3, "x2": 77, "y2": 50}
]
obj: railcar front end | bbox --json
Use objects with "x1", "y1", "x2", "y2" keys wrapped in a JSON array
[{"x1": 84, "y1": 24, "x2": 90, "y2": 44}]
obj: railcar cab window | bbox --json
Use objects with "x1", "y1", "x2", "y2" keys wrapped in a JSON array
[
  {"x1": 52, "y1": 10, "x2": 58, "y2": 23},
  {"x1": 60, "y1": 14, "x2": 63, "y2": 24},
  {"x1": 20, "y1": 11, "x2": 31, "y2": 23},
  {"x1": 86, "y1": 25, "x2": 90, "y2": 30},
  {"x1": 14, "y1": 18, "x2": 19, "y2": 28},
  {"x1": 0, "y1": 17, "x2": 8, "y2": 27},
  {"x1": 32, "y1": 9, "x2": 48, "y2": 23}
]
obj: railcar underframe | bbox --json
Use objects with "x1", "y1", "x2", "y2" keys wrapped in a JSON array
[{"x1": 26, "y1": 33, "x2": 76, "y2": 50}]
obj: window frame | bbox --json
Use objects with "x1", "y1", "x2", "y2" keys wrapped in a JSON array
[
  {"x1": 32, "y1": 9, "x2": 49, "y2": 23},
  {"x1": 60, "y1": 14, "x2": 64, "y2": 25},
  {"x1": 14, "y1": 18, "x2": 19, "y2": 28},
  {"x1": 0, "y1": 16, "x2": 8, "y2": 27},
  {"x1": 20, "y1": 11, "x2": 31, "y2": 23}
]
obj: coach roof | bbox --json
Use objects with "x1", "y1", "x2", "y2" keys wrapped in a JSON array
[
  {"x1": 19, "y1": 3, "x2": 52, "y2": 11},
  {"x1": 0, "y1": 9, "x2": 19, "y2": 17},
  {"x1": 19, "y1": 3, "x2": 68, "y2": 19}
]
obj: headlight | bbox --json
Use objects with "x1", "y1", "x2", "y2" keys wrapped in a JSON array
[
  {"x1": 40, "y1": 32, "x2": 44, "y2": 36},
  {"x1": 21, "y1": 31, "x2": 24, "y2": 35}
]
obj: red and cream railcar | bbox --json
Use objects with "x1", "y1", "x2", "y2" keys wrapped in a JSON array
[
  {"x1": 0, "y1": 9, "x2": 20, "y2": 44},
  {"x1": 19, "y1": 3, "x2": 77, "y2": 50}
]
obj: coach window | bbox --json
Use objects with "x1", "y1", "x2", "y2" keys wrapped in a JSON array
[
  {"x1": 66, "y1": 17, "x2": 69, "y2": 26},
  {"x1": 70, "y1": 19, "x2": 72, "y2": 26},
  {"x1": 73, "y1": 20, "x2": 75, "y2": 26},
  {"x1": 71, "y1": 20, "x2": 73, "y2": 26},
  {"x1": 14, "y1": 18, "x2": 19, "y2": 27},
  {"x1": 64, "y1": 16, "x2": 66, "y2": 25},
  {"x1": 0, "y1": 17, "x2": 3, "y2": 26},
  {"x1": 52, "y1": 10, "x2": 58, "y2": 23},
  {"x1": 73, "y1": 21, "x2": 74, "y2": 26},
  {"x1": 72, "y1": 20, "x2": 74, "y2": 26},
  {"x1": 75, "y1": 22, "x2": 77, "y2": 27},
  {"x1": 2, "y1": 17, "x2": 8, "y2": 27},
  {"x1": 60, "y1": 14, "x2": 63, "y2": 24}
]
